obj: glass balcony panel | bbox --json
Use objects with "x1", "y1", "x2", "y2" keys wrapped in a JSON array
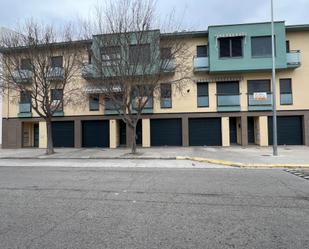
[
  {"x1": 160, "y1": 98, "x2": 172, "y2": 108},
  {"x1": 248, "y1": 93, "x2": 272, "y2": 106},
  {"x1": 193, "y1": 57, "x2": 209, "y2": 71},
  {"x1": 286, "y1": 51, "x2": 301, "y2": 65},
  {"x1": 217, "y1": 95, "x2": 240, "y2": 106},
  {"x1": 197, "y1": 96, "x2": 209, "y2": 107},
  {"x1": 280, "y1": 93, "x2": 293, "y2": 105},
  {"x1": 19, "y1": 103, "x2": 31, "y2": 113}
]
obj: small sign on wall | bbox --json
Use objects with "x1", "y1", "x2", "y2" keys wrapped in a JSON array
[{"x1": 253, "y1": 92, "x2": 267, "y2": 100}]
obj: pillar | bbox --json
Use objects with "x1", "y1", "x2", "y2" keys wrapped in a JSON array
[
  {"x1": 39, "y1": 121, "x2": 47, "y2": 149},
  {"x1": 142, "y1": 119, "x2": 150, "y2": 147},
  {"x1": 182, "y1": 116, "x2": 189, "y2": 146},
  {"x1": 241, "y1": 115, "x2": 248, "y2": 147},
  {"x1": 221, "y1": 117, "x2": 230, "y2": 147},
  {"x1": 74, "y1": 119, "x2": 81, "y2": 148},
  {"x1": 258, "y1": 116, "x2": 268, "y2": 146},
  {"x1": 109, "y1": 119, "x2": 118, "y2": 149}
]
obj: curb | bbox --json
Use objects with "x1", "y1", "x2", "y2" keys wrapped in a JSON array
[
  {"x1": 176, "y1": 156, "x2": 309, "y2": 169},
  {"x1": 0, "y1": 157, "x2": 176, "y2": 160}
]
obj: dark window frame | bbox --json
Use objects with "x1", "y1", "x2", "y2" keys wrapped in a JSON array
[
  {"x1": 247, "y1": 80, "x2": 271, "y2": 94},
  {"x1": 218, "y1": 37, "x2": 243, "y2": 58},
  {"x1": 89, "y1": 94, "x2": 100, "y2": 111},
  {"x1": 280, "y1": 78, "x2": 293, "y2": 105},
  {"x1": 129, "y1": 44, "x2": 151, "y2": 65},
  {"x1": 20, "y1": 58, "x2": 32, "y2": 71},
  {"x1": 160, "y1": 83, "x2": 172, "y2": 109},
  {"x1": 51, "y1": 56, "x2": 63, "y2": 68},
  {"x1": 197, "y1": 45, "x2": 208, "y2": 57},
  {"x1": 20, "y1": 90, "x2": 31, "y2": 104},
  {"x1": 160, "y1": 47, "x2": 172, "y2": 60},
  {"x1": 251, "y1": 36, "x2": 275, "y2": 58},
  {"x1": 196, "y1": 82, "x2": 209, "y2": 108}
]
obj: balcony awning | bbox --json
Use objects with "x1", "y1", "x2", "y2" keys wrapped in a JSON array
[
  {"x1": 196, "y1": 76, "x2": 243, "y2": 83},
  {"x1": 216, "y1": 32, "x2": 246, "y2": 38},
  {"x1": 84, "y1": 85, "x2": 123, "y2": 94}
]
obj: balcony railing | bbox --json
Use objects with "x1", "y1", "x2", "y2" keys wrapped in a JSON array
[
  {"x1": 197, "y1": 96, "x2": 209, "y2": 107},
  {"x1": 12, "y1": 70, "x2": 32, "y2": 83},
  {"x1": 18, "y1": 103, "x2": 32, "y2": 117},
  {"x1": 162, "y1": 59, "x2": 176, "y2": 73},
  {"x1": 286, "y1": 50, "x2": 301, "y2": 67},
  {"x1": 46, "y1": 67, "x2": 65, "y2": 80},
  {"x1": 248, "y1": 92, "x2": 273, "y2": 111},
  {"x1": 193, "y1": 56, "x2": 209, "y2": 72},
  {"x1": 81, "y1": 64, "x2": 97, "y2": 79},
  {"x1": 217, "y1": 94, "x2": 241, "y2": 112},
  {"x1": 280, "y1": 93, "x2": 293, "y2": 105}
]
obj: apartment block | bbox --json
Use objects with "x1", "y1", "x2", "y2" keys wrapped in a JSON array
[{"x1": 2, "y1": 21, "x2": 309, "y2": 149}]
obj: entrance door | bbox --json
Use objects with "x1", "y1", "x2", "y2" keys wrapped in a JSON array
[
  {"x1": 229, "y1": 117, "x2": 237, "y2": 144},
  {"x1": 33, "y1": 123, "x2": 39, "y2": 147},
  {"x1": 119, "y1": 120, "x2": 126, "y2": 146},
  {"x1": 247, "y1": 117, "x2": 255, "y2": 144},
  {"x1": 136, "y1": 120, "x2": 142, "y2": 145}
]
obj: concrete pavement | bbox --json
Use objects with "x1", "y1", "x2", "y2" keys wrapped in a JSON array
[
  {"x1": 0, "y1": 166, "x2": 308, "y2": 249},
  {"x1": 0, "y1": 146, "x2": 309, "y2": 167}
]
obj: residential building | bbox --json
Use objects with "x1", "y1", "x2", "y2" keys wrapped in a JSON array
[{"x1": 2, "y1": 21, "x2": 309, "y2": 149}]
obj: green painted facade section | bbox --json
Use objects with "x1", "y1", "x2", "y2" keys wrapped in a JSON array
[{"x1": 208, "y1": 22, "x2": 287, "y2": 73}]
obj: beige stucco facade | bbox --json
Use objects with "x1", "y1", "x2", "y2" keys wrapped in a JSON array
[{"x1": 2, "y1": 27, "x2": 309, "y2": 149}]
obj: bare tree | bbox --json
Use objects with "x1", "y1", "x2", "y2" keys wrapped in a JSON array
[
  {"x1": 0, "y1": 20, "x2": 84, "y2": 154},
  {"x1": 81, "y1": 0, "x2": 191, "y2": 153}
]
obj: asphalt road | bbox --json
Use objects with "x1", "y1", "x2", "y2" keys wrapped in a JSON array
[{"x1": 0, "y1": 165, "x2": 309, "y2": 249}]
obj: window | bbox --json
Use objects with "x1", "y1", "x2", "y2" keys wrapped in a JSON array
[
  {"x1": 247, "y1": 80, "x2": 271, "y2": 94},
  {"x1": 160, "y1": 83, "x2": 172, "y2": 108},
  {"x1": 20, "y1": 91, "x2": 31, "y2": 104},
  {"x1": 286, "y1": 40, "x2": 290, "y2": 53},
  {"x1": 105, "y1": 94, "x2": 123, "y2": 111},
  {"x1": 217, "y1": 81, "x2": 239, "y2": 95},
  {"x1": 129, "y1": 44, "x2": 151, "y2": 64},
  {"x1": 132, "y1": 85, "x2": 153, "y2": 109},
  {"x1": 20, "y1": 91, "x2": 31, "y2": 113},
  {"x1": 51, "y1": 56, "x2": 63, "y2": 68},
  {"x1": 219, "y1": 37, "x2": 243, "y2": 58},
  {"x1": 251, "y1": 36, "x2": 273, "y2": 57},
  {"x1": 51, "y1": 89, "x2": 63, "y2": 111},
  {"x1": 160, "y1": 47, "x2": 172, "y2": 60},
  {"x1": 20, "y1": 59, "x2": 32, "y2": 70},
  {"x1": 197, "y1": 45, "x2": 208, "y2": 57},
  {"x1": 89, "y1": 94, "x2": 99, "y2": 111},
  {"x1": 101, "y1": 46, "x2": 121, "y2": 66},
  {"x1": 197, "y1": 82, "x2": 208, "y2": 107},
  {"x1": 280, "y1": 79, "x2": 293, "y2": 105}
]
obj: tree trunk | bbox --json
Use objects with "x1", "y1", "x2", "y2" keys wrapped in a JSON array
[
  {"x1": 130, "y1": 124, "x2": 137, "y2": 154},
  {"x1": 46, "y1": 119, "x2": 54, "y2": 155}
]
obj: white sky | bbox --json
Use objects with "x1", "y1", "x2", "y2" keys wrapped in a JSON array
[{"x1": 0, "y1": 0, "x2": 309, "y2": 31}]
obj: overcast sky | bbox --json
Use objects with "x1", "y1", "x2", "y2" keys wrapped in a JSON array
[{"x1": 1, "y1": 0, "x2": 309, "y2": 31}]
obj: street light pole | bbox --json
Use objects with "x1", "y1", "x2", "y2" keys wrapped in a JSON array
[{"x1": 271, "y1": 0, "x2": 278, "y2": 156}]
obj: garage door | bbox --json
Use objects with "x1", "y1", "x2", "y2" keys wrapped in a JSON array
[
  {"x1": 151, "y1": 119, "x2": 182, "y2": 146},
  {"x1": 189, "y1": 118, "x2": 222, "y2": 146},
  {"x1": 52, "y1": 121, "x2": 74, "y2": 147},
  {"x1": 82, "y1": 120, "x2": 109, "y2": 147},
  {"x1": 268, "y1": 116, "x2": 303, "y2": 145}
]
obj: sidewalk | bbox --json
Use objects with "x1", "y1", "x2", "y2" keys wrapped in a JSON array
[{"x1": 0, "y1": 146, "x2": 308, "y2": 168}]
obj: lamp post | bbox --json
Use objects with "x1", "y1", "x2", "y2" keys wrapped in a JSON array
[{"x1": 271, "y1": 0, "x2": 278, "y2": 156}]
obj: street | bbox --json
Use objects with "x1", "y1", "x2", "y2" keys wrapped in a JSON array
[{"x1": 0, "y1": 163, "x2": 308, "y2": 249}]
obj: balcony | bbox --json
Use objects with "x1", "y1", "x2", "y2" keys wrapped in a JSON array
[
  {"x1": 162, "y1": 59, "x2": 176, "y2": 73},
  {"x1": 286, "y1": 50, "x2": 301, "y2": 68},
  {"x1": 248, "y1": 92, "x2": 273, "y2": 111},
  {"x1": 12, "y1": 70, "x2": 32, "y2": 83},
  {"x1": 18, "y1": 103, "x2": 32, "y2": 118},
  {"x1": 193, "y1": 56, "x2": 209, "y2": 72},
  {"x1": 81, "y1": 64, "x2": 97, "y2": 79},
  {"x1": 217, "y1": 94, "x2": 241, "y2": 112},
  {"x1": 46, "y1": 67, "x2": 65, "y2": 81}
]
